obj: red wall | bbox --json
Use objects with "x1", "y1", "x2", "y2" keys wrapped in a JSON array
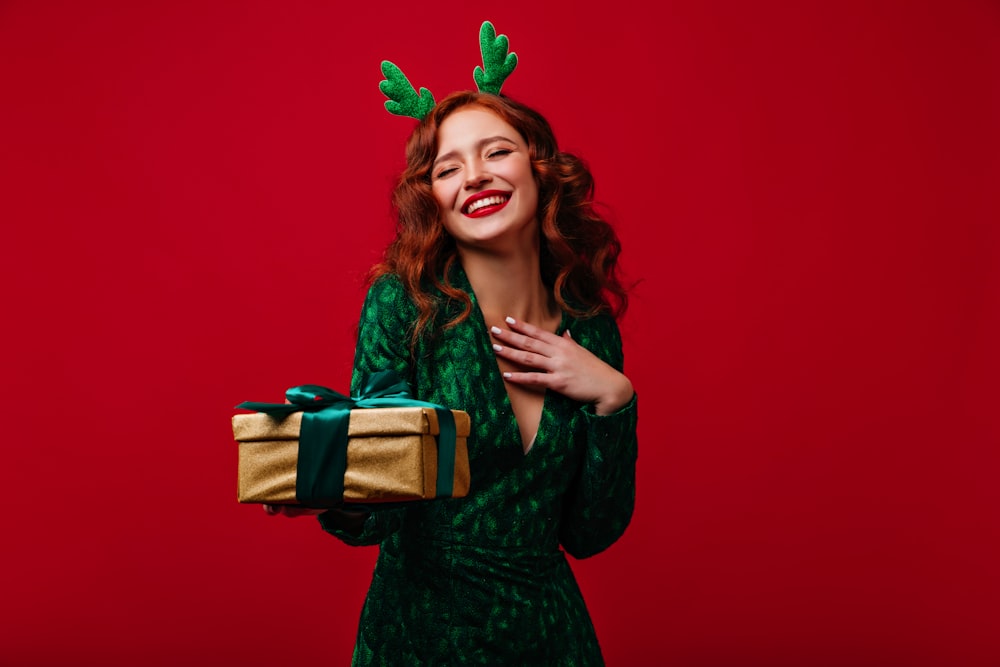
[{"x1": 2, "y1": 2, "x2": 997, "y2": 665}]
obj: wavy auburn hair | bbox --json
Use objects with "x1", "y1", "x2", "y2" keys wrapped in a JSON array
[{"x1": 369, "y1": 91, "x2": 628, "y2": 346}]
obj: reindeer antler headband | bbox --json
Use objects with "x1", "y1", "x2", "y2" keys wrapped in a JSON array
[{"x1": 379, "y1": 21, "x2": 518, "y2": 120}]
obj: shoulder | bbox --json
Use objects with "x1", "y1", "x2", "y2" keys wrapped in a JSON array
[
  {"x1": 568, "y1": 311, "x2": 620, "y2": 341},
  {"x1": 365, "y1": 271, "x2": 461, "y2": 306},
  {"x1": 365, "y1": 273, "x2": 407, "y2": 302},
  {"x1": 359, "y1": 274, "x2": 418, "y2": 326},
  {"x1": 363, "y1": 274, "x2": 417, "y2": 310},
  {"x1": 566, "y1": 311, "x2": 624, "y2": 367}
]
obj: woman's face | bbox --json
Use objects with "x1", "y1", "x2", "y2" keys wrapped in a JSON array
[{"x1": 430, "y1": 106, "x2": 539, "y2": 252}]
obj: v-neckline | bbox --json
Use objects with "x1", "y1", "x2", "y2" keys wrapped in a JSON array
[{"x1": 457, "y1": 266, "x2": 567, "y2": 455}]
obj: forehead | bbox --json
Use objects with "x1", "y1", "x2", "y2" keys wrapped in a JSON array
[{"x1": 435, "y1": 107, "x2": 525, "y2": 155}]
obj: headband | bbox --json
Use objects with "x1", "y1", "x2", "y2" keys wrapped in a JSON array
[{"x1": 379, "y1": 21, "x2": 518, "y2": 120}]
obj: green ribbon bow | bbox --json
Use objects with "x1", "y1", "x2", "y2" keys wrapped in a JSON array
[{"x1": 235, "y1": 370, "x2": 457, "y2": 508}]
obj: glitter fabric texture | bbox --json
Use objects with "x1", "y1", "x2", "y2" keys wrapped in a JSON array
[{"x1": 319, "y1": 268, "x2": 638, "y2": 666}]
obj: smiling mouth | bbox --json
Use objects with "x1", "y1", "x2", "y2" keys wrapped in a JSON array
[{"x1": 463, "y1": 193, "x2": 511, "y2": 216}]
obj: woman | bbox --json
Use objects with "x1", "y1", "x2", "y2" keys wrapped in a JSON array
[{"x1": 270, "y1": 90, "x2": 637, "y2": 666}]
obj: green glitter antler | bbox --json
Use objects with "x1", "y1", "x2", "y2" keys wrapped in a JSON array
[
  {"x1": 379, "y1": 60, "x2": 436, "y2": 120},
  {"x1": 379, "y1": 21, "x2": 518, "y2": 120},
  {"x1": 473, "y1": 21, "x2": 518, "y2": 95}
]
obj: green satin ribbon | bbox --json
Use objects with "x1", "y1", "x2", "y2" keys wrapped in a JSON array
[{"x1": 235, "y1": 370, "x2": 457, "y2": 508}]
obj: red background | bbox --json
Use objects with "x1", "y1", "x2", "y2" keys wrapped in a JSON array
[{"x1": 2, "y1": 2, "x2": 998, "y2": 665}]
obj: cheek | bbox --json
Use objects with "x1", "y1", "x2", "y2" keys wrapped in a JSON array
[
  {"x1": 431, "y1": 182, "x2": 454, "y2": 210},
  {"x1": 430, "y1": 184, "x2": 443, "y2": 205},
  {"x1": 514, "y1": 162, "x2": 538, "y2": 201},
  {"x1": 521, "y1": 178, "x2": 540, "y2": 211}
]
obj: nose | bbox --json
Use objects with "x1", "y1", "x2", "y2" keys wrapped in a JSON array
[{"x1": 463, "y1": 160, "x2": 491, "y2": 189}]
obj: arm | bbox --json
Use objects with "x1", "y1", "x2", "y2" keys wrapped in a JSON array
[
  {"x1": 317, "y1": 275, "x2": 418, "y2": 546},
  {"x1": 559, "y1": 392, "x2": 638, "y2": 558},
  {"x1": 491, "y1": 314, "x2": 638, "y2": 558}
]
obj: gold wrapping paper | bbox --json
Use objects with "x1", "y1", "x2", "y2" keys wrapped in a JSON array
[{"x1": 233, "y1": 407, "x2": 471, "y2": 505}]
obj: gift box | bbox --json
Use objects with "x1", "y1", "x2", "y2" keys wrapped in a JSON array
[{"x1": 233, "y1": 406, "x2": 471, "y2": 505}]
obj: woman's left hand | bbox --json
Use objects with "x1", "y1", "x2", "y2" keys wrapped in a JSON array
[{"x1": 490, "y1": 317, "x2": 634, "y2": 415}]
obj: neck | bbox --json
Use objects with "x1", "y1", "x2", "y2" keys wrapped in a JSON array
[{"x1": 457, "y1": 245, "x2": 556, "y2": 325}]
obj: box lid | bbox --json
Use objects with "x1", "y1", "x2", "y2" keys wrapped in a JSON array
[{"x1": 233, "y1": 406, "x2": 471, "y2": 442}]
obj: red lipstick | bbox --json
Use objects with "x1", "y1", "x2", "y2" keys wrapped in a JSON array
[{"x1": 462, "y1": 190, "x2": 511, "y2": 218}]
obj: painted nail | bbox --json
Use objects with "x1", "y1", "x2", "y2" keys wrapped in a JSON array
[
  {"x1": 505, "y1": 316, "x2": 516, "y2": 325},
  {"x1": 490, "y1": 326, "x2": 502, "y2": 335},
  {"x1": 503, "y1": 372, "x2": 512, "y2": 378},
  {"x1": 492, "y1": 344, "x2": 503, "y2": 352}
]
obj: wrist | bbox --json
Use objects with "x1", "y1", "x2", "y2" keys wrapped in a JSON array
[{"x1": 593, "y1": 376, "x2": 634, "y2": 416}]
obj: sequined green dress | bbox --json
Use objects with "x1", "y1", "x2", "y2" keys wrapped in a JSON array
[{"x1": 319, "y1": 268, "x2": 638, "y2": 666}]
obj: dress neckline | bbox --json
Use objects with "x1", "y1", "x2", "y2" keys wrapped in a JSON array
[{"x1": 452, "y1": 263, "x2": 568, "y2": 455}]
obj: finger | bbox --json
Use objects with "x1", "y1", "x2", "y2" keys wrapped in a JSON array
[
  {"x1": 288, "y1": 507, "x2": 327, "y2": 517},
  {"x1": 492, "y1": 343, "x2": 553, "y2": 372},
  {"x1": 502, "y1": 369, "x2": 552, "y2": 387},
  {"x1": 492, "y1": 327, "x2": 555, "y2": 358},
  {"x1": 502, "y1": 316, "x2": 562, "y2": 344}
]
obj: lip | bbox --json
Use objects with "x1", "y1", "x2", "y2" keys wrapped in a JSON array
[{"x1": 461, "y1": 189, "x2": 511, "y2": 217}]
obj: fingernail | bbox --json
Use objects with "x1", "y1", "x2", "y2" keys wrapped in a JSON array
[
  {"x1": 503, "y1": 372, "x2": 512, "y2": 378},
  {"x1": 492, "y1": 344, "x2": 503, "y2": 352},
  {"x1": 490, "y1": 326, "x2": 502, "y2": 335},
  {"x1": 505, "y1": 316, "x2": 516, "y2": 325}
]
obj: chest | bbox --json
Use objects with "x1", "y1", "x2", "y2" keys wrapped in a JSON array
[{"x1": 412, "y1": 316, "x2": 588, "y2": 464}]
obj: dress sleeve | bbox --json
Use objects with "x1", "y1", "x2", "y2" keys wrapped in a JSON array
[
  {"x1": 318, "y1": 275, "x2": 416, "y2": 546},
  {"x1": 559, "y1": 317, "x2": 639, "y2": 559}
]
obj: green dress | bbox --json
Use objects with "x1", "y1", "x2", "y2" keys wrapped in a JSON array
[{"x1": 319, "y1": 268, "x2": 638, "y2": 666}]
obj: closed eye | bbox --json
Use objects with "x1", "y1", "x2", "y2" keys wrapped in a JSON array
[
  {"x1": 487, "y1": 149, "x2": 512, "y2": 159},
  {"x1": 435, "y1": 167, "x2": 458, "y2": 179}
]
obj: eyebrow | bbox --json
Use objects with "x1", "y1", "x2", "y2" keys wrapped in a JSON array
[{"x1": 433, "y1": 135, "x2": 518, "y2": 168}]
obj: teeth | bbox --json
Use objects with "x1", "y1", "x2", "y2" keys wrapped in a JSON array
[{"x1": 466, "y1": 195, "x2": 508, "y2": 214}]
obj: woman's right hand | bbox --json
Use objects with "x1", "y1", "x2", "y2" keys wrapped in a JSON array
[
  {"x1": 264, "y1": 504, "x2": 371, "y2": 537},
  {"x1": 263, "y1": 504, "x2": 326, "y2": 517}
]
